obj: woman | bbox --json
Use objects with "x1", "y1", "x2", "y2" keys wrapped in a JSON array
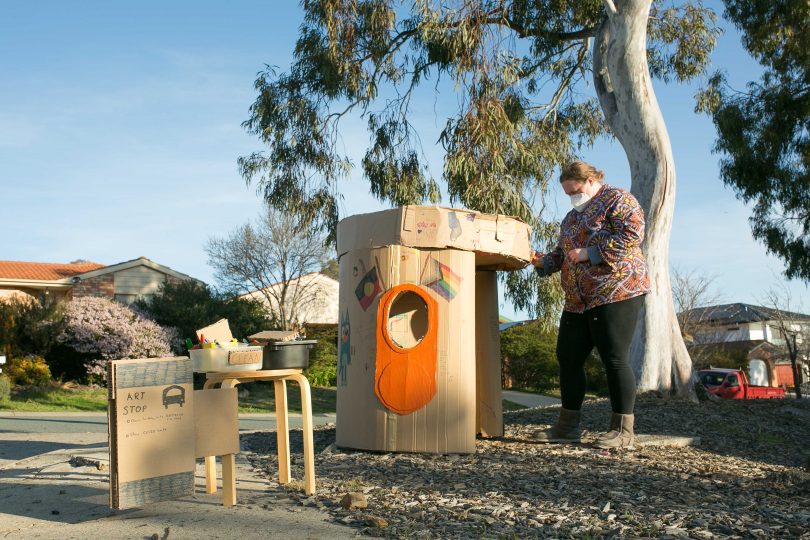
[{"x1": 532, "y1": 161, "x2": 649, "y2": 449}]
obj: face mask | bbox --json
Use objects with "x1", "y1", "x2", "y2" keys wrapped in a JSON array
[{"x1": 569, "y1": 192, "x2": 591, "y2": 212}]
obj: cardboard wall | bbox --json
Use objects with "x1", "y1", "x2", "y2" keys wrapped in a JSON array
[
  {"x1": 475, "y1": 271, "x2": 504, "y2": 437},
  {"x1": 336, "y1": 245, "x2": 477, "y2": 453}
]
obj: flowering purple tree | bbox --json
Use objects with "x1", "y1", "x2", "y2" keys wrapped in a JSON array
[{"x1": 57, "y1": 297, "x2": 180, "y2": 381}]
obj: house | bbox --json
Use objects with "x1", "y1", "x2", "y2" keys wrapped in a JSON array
[
  {"x1": 0, "y1": 257, "x2": 198, "y2": 305},
  {"x1": 678, "y1": 302, "x2": 810, "y2": 387},
  {"x1": 240, "y1": 272, "x2": 338, "y2": 326}
]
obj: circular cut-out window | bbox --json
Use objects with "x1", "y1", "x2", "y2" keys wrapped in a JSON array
[{"x1": 386, "y1": 290, "x2": 429, "y2": 349}]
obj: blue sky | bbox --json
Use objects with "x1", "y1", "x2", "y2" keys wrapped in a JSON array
[{"x1": 1, "y1": 1, "x2": 806, "y2": 318}]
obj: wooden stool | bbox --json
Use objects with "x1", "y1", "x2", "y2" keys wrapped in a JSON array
[{"x1": 203, "y1": 369, "x2": 316, "y2": 504}]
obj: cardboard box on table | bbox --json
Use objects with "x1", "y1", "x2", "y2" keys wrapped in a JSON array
[{"x1": 336, "y1": 206, "x2": 531, "y2": 453}]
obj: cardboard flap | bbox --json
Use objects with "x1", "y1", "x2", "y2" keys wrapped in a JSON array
[
  {"x1": 249, "y1": 330, "x2": 299, "y2": 341},
  {"x1": 194, "y1": 388, "x2": 239, "y2": 458},
  {"x1": 196, "y1": 318, "x2": 233, "y2": 343}
]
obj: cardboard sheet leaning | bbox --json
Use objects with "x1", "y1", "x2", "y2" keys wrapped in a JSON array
[
  {"x1": 107, "y1": 357, "x2": 239, "y2": 509},
  {"x1": 336, "y1": 206, "x2": 532, "y2": 453}
]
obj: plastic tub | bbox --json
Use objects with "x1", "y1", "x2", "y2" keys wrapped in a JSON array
[
  {"x1": 262, "y1": 340, "x2": 317, "y2": 370},
  {"x1": 189, "y1": 346, "x2": 264, "y2": 373}
]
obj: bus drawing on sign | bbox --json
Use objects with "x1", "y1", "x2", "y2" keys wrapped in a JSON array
[{"x1": 162, "y1": 385, "x2": 186, "y2": 409}]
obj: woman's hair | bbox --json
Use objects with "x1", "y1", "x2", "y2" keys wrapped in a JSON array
[{"x1": 559, "y1": 160, "x2": 605, "y2": 183}]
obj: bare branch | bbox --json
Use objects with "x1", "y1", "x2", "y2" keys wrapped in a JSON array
[{"x1": 205, "y1": 207, "x2": 329, "y2": 330}]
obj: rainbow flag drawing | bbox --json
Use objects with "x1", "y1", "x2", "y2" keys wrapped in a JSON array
[{"x1": 423, "y1": 259, "x2": 461, "y2": 301}]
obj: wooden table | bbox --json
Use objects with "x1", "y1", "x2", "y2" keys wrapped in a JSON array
[{"x1": 203, "y1": 369, "x2": 315, "y2": 504}]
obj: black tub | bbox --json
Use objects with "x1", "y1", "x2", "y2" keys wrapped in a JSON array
[{"x1": 262, "y1": 340, "x2": 318, "y2": 370}]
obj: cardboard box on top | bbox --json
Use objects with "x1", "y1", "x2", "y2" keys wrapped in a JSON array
[
  {"x1": 335, "y1": 207, "x2": 531, "y2": 454},
  {"x1": 336, "y1": 205, "x2": 532, "y2": 270}
]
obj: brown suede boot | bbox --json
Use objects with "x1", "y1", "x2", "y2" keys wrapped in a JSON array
[
  {"x1": 530, "y1": 408, "x2": 581, "y2": 443},
  {"x1": 593, "y1": 413, "x2": 634, "y2": 449}
]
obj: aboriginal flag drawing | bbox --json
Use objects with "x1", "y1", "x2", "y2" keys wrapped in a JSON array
[
  {"x1": 422, "y1": 259, "x2": 461, "y2": 301},
  {"x1": 355, "y1": 266, "x2": 382, "y2": 310}
]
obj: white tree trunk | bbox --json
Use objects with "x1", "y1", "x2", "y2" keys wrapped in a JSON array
[{"x1": 593, "y1": 0, "x2": 695, "y2": 397}]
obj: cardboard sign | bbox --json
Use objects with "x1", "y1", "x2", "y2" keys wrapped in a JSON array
[
  {"x1": 108, "y1": 357, "x2": 195, "y2": 509},
  {"x1": 194, "y1": 388, "x2": 239, "y2": 458}
]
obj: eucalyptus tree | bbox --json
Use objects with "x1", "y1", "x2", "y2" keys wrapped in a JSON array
[
  {"x1": 240, "y1": 0, "x2": 718, "y2": 396},
  {"x1": 698, "y1": 0, "x2": 810, "y2": 281}
]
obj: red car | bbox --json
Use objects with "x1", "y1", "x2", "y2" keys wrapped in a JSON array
[{"x1": 698, "y1": 368, "x2": 785, "y2": 399}]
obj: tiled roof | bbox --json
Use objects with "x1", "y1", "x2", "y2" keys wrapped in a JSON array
[
  {"x1": 679, "y1": 302, "x2": 810, "y2": 324},
  {"x1": 0, "y1": 260, "x2": 107, "y2": 281}
]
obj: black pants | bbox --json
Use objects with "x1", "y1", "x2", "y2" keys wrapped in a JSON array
[{"x1": 556, "y1": 295, "x2": 644, "y2": 415}]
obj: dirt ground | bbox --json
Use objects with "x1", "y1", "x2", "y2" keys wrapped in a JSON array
[{"x1": 244, "y1": 395, "x2": 810, "y2": 539}]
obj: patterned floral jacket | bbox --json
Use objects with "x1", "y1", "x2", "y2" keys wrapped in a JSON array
[{"x1": 537, "y1": 183, "x2": 650, "y2": 313}]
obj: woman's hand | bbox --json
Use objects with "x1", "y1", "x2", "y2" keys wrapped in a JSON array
[
  {"x1": 566, "y1": 248, "x2": 589, "y2": 264},
  {"x1": 531, "y1": 250, "x2": 544, "y2": 268}
]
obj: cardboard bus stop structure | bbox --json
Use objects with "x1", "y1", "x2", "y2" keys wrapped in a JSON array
[{"x1": 336, "y1": 206, "x2": 532, "y2": 453}]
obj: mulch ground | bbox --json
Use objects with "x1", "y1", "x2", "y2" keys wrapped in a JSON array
[{"x1": 243, "y1": 395, "x2": 810, "y2": 539}]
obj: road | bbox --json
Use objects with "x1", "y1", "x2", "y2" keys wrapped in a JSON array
[
  {"x1": 0, "y1": 411, "x2": 337, "y2": 434},
  {"x1": 0, "y1": 390, "x2": 557, "y2": 434}
]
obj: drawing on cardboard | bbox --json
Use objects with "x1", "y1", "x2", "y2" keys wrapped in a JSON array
[
  {"x1": 338, "y1": 310, "x2": 351, "y2": 386},
  {"x1": 448, "y1": 211, "x2": 462, "y2": 240},
  {"x1": 375, "y1": 284, "x2": 438, "y2": 415},
  {"x1": 421, "y1": 257, "x2": 462, "y2": 301},
  {"x1": 355, "y1": 264, "x2": 383, "y2": 311},
  {"x1": 162, "y1": 385, "x2": 186, "y2": 408}
]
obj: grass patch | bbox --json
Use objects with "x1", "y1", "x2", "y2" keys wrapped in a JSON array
[
  {"x1": 0, "y1": 385, "x2": 108, "y2": 412},
  {"x1": 235, "y1": 382, "x2": 337, "y2": 414}
]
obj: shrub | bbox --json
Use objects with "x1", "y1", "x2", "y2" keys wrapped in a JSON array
[
  {"x1": 0, "y1": 295, "x2": 66, "y2": 360},
  {"x1": 84, "y1": 359, "x2": 108, "y2": 385},
  {"x1": 58, "y1": 296, "x2": 178, "y2": 359},
  {"x1": 54, "y1": 296, "x2": 179, "y2": 383},
  {"x1": 303, "y1": 325, "x2": 337, "y2": 387},
  {"x1": 501, "y1": 321, "x2": 558, "y2": 391},
  {"x1": 135, "y1": 280, "x2": 272, "y2": 346},
  {"x1": 6, "y1": 355, "x2": 52, "y2": 386},
  {"x1": 0, "y1": 375, "x2": 10, "y2": 402},
  {"x1": 307, "y1": 363, "x2": 337, "y2": 387},
  {"x1": 583, "y1": 353, "x2": 609, "y2": 396}
]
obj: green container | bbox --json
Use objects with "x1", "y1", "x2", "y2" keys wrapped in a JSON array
[{"x1": 262, "y1": 340, "x2": 318, "y2": 370}]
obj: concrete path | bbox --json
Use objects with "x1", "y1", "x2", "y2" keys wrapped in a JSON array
[
  {"x1": 501, "y1": 390, "x2": 560, "y2": 408},
  {"x1": 0, "y1": 430, "x2": 355, "y2": 539},
  {"x1": 0, "y1": 391, "x2": 557, "y2": 538}
]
